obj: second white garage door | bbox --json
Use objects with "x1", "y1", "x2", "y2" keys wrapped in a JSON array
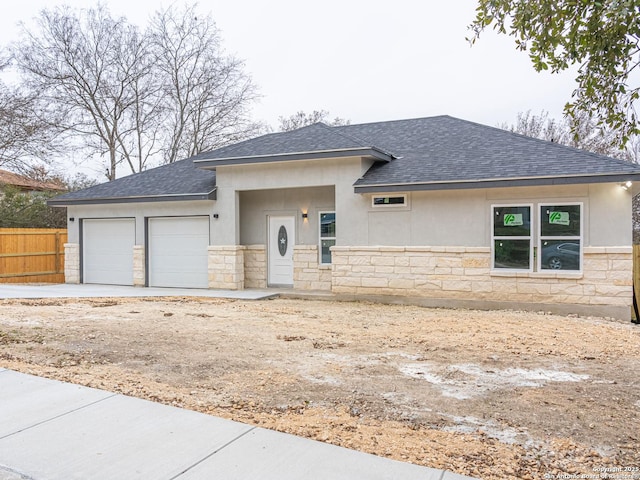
[{"x1": 148, "y1": 216, "x2": 210, "y2": 288}]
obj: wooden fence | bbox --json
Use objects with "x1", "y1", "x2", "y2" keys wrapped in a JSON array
[{"x1": 0, "y1": 228, "x2": 67, "y2": 283}]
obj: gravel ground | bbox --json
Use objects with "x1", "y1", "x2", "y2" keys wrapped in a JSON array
[{"x1": 1, "y1": 296, "x2": 639, "y2": 479}]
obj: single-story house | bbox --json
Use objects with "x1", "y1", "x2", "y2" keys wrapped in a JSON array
[{"x1": 48, "y1": 115, "x2": 640, "y2": 319}]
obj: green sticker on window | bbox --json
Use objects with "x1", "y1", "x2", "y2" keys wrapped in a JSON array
[
  {"x1": 549, "y1": 211, "x2": 570, "y2": 226},
  {"x1": 504, "y1": 213, "x2": 523, "y2": 226}
]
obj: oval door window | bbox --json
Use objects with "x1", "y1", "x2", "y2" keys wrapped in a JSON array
[{"x1": 278, "y1": 225, "x2": 288, "y2": 256}]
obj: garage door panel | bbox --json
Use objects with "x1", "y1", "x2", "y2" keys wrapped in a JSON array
[
  {"x1": 148, "y1": 217, "x2": 209, "y2": 289},
  {"x1": 83, "y1": 219, "x2": 135, "y2": 286}
]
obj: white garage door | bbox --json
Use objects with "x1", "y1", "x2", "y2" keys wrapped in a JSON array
[
  {"x1": 83, "y1": 218, "x2": 135, "y2": 285},
  {"x1": 148, "y1": 216, "x2": 210, "y2": 288}
]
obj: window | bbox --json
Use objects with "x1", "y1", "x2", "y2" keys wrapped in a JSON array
[
  {"x1": 319, "y1": 212, "x2": 336, "y2": 265},
  {"x1": 490, "y1": 202, "x2": 583, "y2": 274},
  {"x1": 539, "y1": 204, "x2": 582, "y2": 271},
  {"x1": 372, "y1": 194, "x2": 407, "y2": 207},
  {"x1": 492, "y1": 205, "x2": 532, "y2": 271}
]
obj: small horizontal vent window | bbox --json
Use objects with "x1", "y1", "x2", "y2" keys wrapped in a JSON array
[{"x1": 372, "y1": 195, "x2": 407, "y2": 207}]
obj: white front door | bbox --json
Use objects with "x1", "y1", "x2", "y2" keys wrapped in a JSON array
[{"x1": 268, "y1": 216, "x2": 295, "y2": 287}]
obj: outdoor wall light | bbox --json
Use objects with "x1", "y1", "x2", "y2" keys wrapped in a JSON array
[
  {"x1": 621, "y1": 181, "x2": 633, "y2": 190},
  {"x1": 302, "y1": 212, "x2": 309, "y2": 220},
  {"x1": 213, "y1": 213, "x2": 219, "y2": 219},
  {"x1": 69, "y1": 217, "x2": 75, "y2": 222}
]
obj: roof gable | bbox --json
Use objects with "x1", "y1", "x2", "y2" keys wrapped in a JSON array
[{"x1": 192, "y1": 122, "x2": 393, "y2": 167}]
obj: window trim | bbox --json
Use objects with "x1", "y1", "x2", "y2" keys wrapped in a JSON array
[
  {"x1": 537, "y1": 202, "x2": 583, "y2": 273},
  {"x1": 371, "y1": 194, "x2": 408, "y2": 208},
  {"x1": 491, "y1": 203, "x2": 534, "y2": 272},
  {"x1": 319, "y1": 210, "x2": 336, "y2": 265}
]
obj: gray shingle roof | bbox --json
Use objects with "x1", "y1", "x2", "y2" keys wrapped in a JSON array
[
  {"x1": 48, "y1": 115, "x2": 640, "y2": 206},
  {"x1": 48, "y1": 157, "x2": 216, "y2": 206},
  {"x1": 192, "y1": 122, "x2": 393, "y2": 167},
  {"x1": 191, "y1": 122, "x2": 390, "y2": 161},
  {"x1": 339, "y1": 116, "x2": 640, "y2": 190}
]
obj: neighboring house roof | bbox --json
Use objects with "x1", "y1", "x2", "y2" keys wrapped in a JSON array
[
  {"x1": 0, "y1": 169, "x2": 66, "y2": 193},
  {"x1": 47, "y1": 115, "x2": 640, "y2": 206}
]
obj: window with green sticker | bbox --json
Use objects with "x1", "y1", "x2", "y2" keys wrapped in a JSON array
[
  {"x1": 540, "y1": 204, "x2": 582, "y2": 271},
  {"x1": 492, "y1": 205, "x2": 532, "y2": 270}
]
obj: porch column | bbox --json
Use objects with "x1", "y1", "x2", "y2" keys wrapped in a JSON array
[
  {"x1": 208, "y1": 246, "x2": 245, "y2": 290},
  {"x1": 132, "y1": 245, "x2": 145, "y2": 287},
  {"x1": 64, "y1": 243, "x2": 80, "y2": 284}
]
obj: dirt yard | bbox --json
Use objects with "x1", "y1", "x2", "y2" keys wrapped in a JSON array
[{"x1": 1, "y1": 296, "x2": 639, "y2": 479}]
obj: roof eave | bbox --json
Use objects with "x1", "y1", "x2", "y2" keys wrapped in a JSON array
[
  {"x1": 353, "y1": 173, "x2": 640, "y2": 193},
  {"x1": 194, "y1": 147, "x2": 393, "y2": 169},
  {"x1": 47, "y1": 189, "x2": 217, "y2": 207}
]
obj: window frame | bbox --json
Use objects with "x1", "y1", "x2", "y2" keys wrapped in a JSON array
[
  {"x1": 371, "y1": 194, "x2": 408, "y2": 208},
  {"x1": 318, "y1": 210, "x2": 336, "y2": 265},
  {"x1": 537, "y1": 202, "x2": 583, "y2": 273},
  {"x1": 491, "y1": 203, "x2": 534, "y2": 272}
]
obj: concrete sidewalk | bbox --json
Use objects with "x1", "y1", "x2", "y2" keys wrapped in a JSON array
[
  {"x1": 0, "y1": 369, "x2": 475, "y2": 480},
  {"x1": 0, "y1": 284, "x2": 279, "y2": 300}
]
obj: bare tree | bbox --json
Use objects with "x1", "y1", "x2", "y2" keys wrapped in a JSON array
[
  {"x1": 500, "y1": 110, "x2": 628, "y2": 159},
  {"x1": 278, "y1": 110, "x2": 350, "y2": 132},
  {"x1": 0, "y1": 56, "x2": 61, "y2": 173},
  {"x1": 14, "y1": 6, "x2": 149, "y2": 180},
  {"x1": 12, "y1": 3, "x2": 260, "y2": 179},
  {"x1": 149, "y1": 4, "x2": 260, "y2": 164}
]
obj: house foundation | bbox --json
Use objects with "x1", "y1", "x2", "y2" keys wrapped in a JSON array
[{"x1": 330, "y1": 246, "x2": 632, "y2": 318}]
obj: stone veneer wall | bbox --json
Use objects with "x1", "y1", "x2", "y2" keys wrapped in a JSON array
[
  {"x1": 294, "y1": 245, "x2": 332, "y2": 291},
  {"x1": 331, "y1": 246, "x2": 632, "y2": 309},
  {"x1": 133, "y1": 245, "x2": 145, "y2": 287},
  {"x1": 208, "y1": 246, "x2": 245, "y2": 290},
  {"x1": 244, "y1": 245, "x2": 267, "y2": 288},
  {"x1": 64, "y1": 243, "x2": 80, "y2": 284}
]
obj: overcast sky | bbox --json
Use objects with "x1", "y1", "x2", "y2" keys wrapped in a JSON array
[{"x1": 0, "y1": 1, "x2": 580, "y2": 177}]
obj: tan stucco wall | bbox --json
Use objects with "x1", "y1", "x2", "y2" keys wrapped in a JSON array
[
  {"x1": 213, "y1": 157, "x2": 374, "y2": 246},
  {"x1": 239, "y1": 187, "x2": 334, "y2": 246},
  {"x1": 366, "y1": 183, "x2": 632, "y2": 248},
  {"x1": 66, "y1": 200, "x2": 216, "y2": 246}
]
